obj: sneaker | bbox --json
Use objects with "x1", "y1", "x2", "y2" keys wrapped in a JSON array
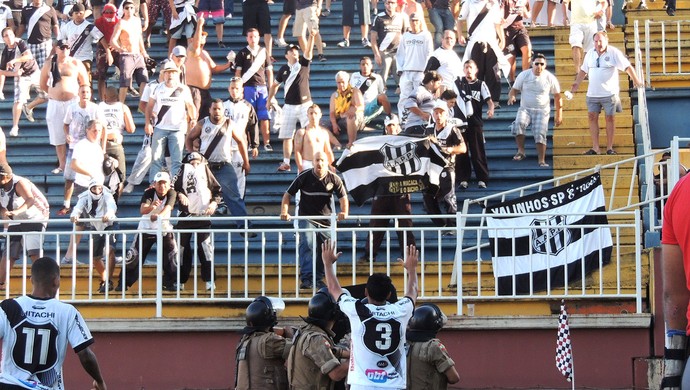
[
  {"x1": 163, "y1": 282, "x2": 184, "y2": 291},
  {"x1": 60, "y1": 256, "x2": 86, "y2": 265},
  {"x1": 218, "y1": 41, "x2": 226, "y2": 48},
  {"x1": 22, "y1": 105, "x2": 34, "y2": 122},
  {"x1": 51, "y1": 167, "x2": 63, "y2": 175},
  {"x1": 337, "y1": 39, "x2": 350, "y2": 47},
  {"x1": 205, "y1": 281, "x2": 216, "y2": 291},
  {"x1": 98, "y1": 280, "x2": 114, "y2": 293},
  {"x1": 277, "y1": 162, "x2": 291, "y2": 172},
  {"x1": 299, "y1": 280, "x2": 313, "y2": 289},
  {"x1": 361, "y1": 38, "x2": 371, "y2": 47},
  {"x1": 320, "y1": 8, "x2": 330, "y2": 16},
  {"x1": 263, "y1": 143, "x2": 273, "y2": 152},
  {"x1": 123, "y1": 183, "x2": 135, "y2": 193},
  {"x1": 443, "y1": 230, "x2": 456, "y2": 237},
  {"x1": 318, "y1": 54, "x2": 327, "y2": 62},
  {"x1": 113, "y1": 283, "x2": 126, "y2": 292},
  {"x1": 275, "y1": 38, "x2": 288, "y2": 47},
  {"x1": 459, "y1": 181, "x2": 469, "y2": 189},
  {"x1": 225, "y1": 12, "x2": 233, "y2": 19},
  {"x1": 478, "y1": 181, "x2": 487, "y2": 189},
  {"x1": 637, "y1": 1, "x2": 648, "y2": 8},
  {"x1": 115, "y1": 256, "x2": 123, "y2": 264},
  {"x1": 0, "y1": 92, "x2": 5, "y2": 100},
  {"x1": 127, "y1": 87, "x2": 140, "y2": 97},
  {"x1": 9, "y1": 126, "x2": 18, "y2": 137},
  {"x1": 321, "y1": 42, "x2": 327, "y2": 48}
]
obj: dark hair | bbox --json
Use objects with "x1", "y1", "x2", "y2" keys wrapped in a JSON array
[
  {"x1": 464, "y1": 59, "x2": 477, "y2": 67},
  {"x1": 422, "y1": 70, "x2": 442, "y2": 85},
  {"x1": 360, "y1": 56, "x2": 372, "y2": 63},
  {"x1": 1, "y1": 27, "x2": 12, "y2": 38},
  {"x1": 31, "y1": 257, "x2": 60, "y2": 287},
  {"x1": 533, "y1": 53, "x2": 546, "y2": 62},
  {"x1": 366, "y1": 273, "x2": 394, "y2": 302},
  {"x1": 246, "y1": 28, "x2": 260, "y2": 36},
  {"x1": 211, "y1": 98, "x2": 224, "y2": 105},
  {"x1": 440, "y1": 90, "x2": 457, "y2": 100}
]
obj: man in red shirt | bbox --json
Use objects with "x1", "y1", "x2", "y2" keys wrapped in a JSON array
[{"x1": 94, "y1": 3, "x2": 119, "y2": 101}]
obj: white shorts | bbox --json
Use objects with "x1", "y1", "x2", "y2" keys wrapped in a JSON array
[
  {"x1": 47, "y1": 98, "x2": 77, "y2": 146},
  {"x1": 302, "y1": 159, "x2": 313, "y2": 170},
  {"x1": 14, "y1": 71, "x2": 40, "y2": 104},
  {"x1": 279, "y1": 101, "x2": 311, "y2": 140},
  {"x1": 569, "y1": 22, "x2": 597, "y2": 51}
]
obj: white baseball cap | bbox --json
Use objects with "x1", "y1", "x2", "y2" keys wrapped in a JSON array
[{"x1": 153, "y1": 171, "x2": 170, "y2": 183}]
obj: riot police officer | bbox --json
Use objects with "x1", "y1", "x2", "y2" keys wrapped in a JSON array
[
  {"x1": 287, "y1": 289, "x2": 349, "y2": 390},
  {"x1": 235, "y1": 296, "x2": 293, "y2": 390},
  {"x1": 406, "y1": 304, "x2": 460, "y2": 390}
]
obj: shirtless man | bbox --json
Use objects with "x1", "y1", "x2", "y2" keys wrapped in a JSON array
[
  {"x1": 110, "y1": 0, "x2": 150, "y2": 103},
  {"x1": 40, "y1": 40, "x2": 88, "y2": 174},
  {"x1": 186, "y1": 17, "x2": 232, "y2": 119},
  {"x1": 294, "y1": 104, "x2": 333, "y2": 173}
]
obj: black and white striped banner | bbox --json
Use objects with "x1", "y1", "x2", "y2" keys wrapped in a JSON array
[
  {"x1": 486, "y1": 173, "x2": 613, "y2": 295},
  {"x1": 335, "y1": 135, "x2": 447, "y2": 206}
]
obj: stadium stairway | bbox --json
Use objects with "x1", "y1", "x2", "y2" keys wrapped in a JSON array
[{"x1": 4, "y1": 5, "x2": 649, "y2": 318}]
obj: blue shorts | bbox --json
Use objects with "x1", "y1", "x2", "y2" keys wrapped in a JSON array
[
  {"x1": 244, "y1": 85, "x2": 270, "y2": 121},
  {"x1": 364, "y1": 99, "x2": 382, "y2": 118}
]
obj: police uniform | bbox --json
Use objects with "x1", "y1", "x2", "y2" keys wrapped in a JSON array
[
  {"x1": 287, "y1": 323, "x2": 342, "y2": 390},
  {"x1": 406, "y1": 338, "x2": 456, "y2": 390},
  {"x1": 235, "y1": 330, "x2": 291, "y2": 390}
]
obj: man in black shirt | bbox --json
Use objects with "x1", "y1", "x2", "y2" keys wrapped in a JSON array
[
  {"x1": 280, "y1": 150, "x2": 349, "y2": 289},
  {"x1": 17, "y1": 0, "x2": 58, "y2": 70},
  {"x1": 370, "y1": 0, "x2": 407, "y2": 83},
  {"x1": 422, "y1": 101, "x2": 465, "y2": 229}
]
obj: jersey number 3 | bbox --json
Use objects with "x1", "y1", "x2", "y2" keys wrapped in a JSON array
[{"x1": 363, "y1": 318, "x2": 401, "y2": 357}]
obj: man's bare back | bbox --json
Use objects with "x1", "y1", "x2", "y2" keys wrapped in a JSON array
[{"x1": 111, "y1": 16, "x2": 144, "y2": 54}]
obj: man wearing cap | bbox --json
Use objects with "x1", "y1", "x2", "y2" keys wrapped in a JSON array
[
  {"x1": 172, "y1": 152, "x2": 222, "y2": 291},
  {"x1": 508, "y1": 53, "x2": 562, "y2": 168},
  {"x1": 170, "y1": 44, "x2": 187, "y2": 84},
  {"x1": 145, "y1": 59, "x2": 196, "y2": 183},
  {"x1": 396, "y1": 12, "x2": 433, "y2": 118},
  {"x1": 0, "y1": 27, "x2": 41, "y2": 137},
  {"x1": 69, "y1": 178, "x2": 118, "y2": 293},
  {"x1": 39, "y1": 38, "x2": 89, "y2": 175},
  {"x1": 423, "y1": 101, "x2": 465, "y2": 229},
  {"x1": 0, "y1": 162, "x2": 50, "y2": 289},
  {"x1": 110, "y1": 0, "x2": 150, "y2": 103},
  {"x1": 186, "y1": 17, "x2": 233, "y2": 120},
  {"x1": 115, "y1": 170, "x2": 179, "y2": 292},
  {"x1": 94, "y1": 3, "x2": 120, "y2": 101},
  {"x1": 58, "y1": 3, "x2": 106, "y2": 87},
  {"x1": 268, "y1": 29, "x2": 316, "y2": 172},
  {"x1": 358, "y1": 114, "x2": 417, "y2": 263}
]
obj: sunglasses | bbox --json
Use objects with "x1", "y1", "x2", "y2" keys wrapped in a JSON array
[
  {"x1": 533, "y1": 62, "x2": 545, "y2": 66},
  {"x1": 58, "y1": 45, "x2": 69, "y2": 50}
]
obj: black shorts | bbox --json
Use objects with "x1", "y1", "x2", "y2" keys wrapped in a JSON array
[
  {"x1": 242, "y1": 1, "x2": 271, "y2": 35},
  {"x1": 283, "y1": 0, "x2": 296, "y2": 15},
  {"x1": 504, "y1": 26, "x2": 531, "y2": 56}
]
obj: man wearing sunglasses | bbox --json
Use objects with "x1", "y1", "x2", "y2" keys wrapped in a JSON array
[{"x1": 507, "y1": 53, "x2": 561, "y2": 168}]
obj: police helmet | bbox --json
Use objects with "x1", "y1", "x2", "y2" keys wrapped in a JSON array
[
  {"x1": 245, "y1": 296, "x2": 285, "y2": 327},
  {"x1": 308, "y1": 288, "x2": 338, "y2": 322},
  {"x1": 408, "y1": 304, "x2": 447, "y2": 332}
]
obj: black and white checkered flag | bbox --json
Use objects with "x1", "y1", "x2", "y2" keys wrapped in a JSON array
[{"x1": 556, "y1": 301, "x2": 573, "y2": 382}]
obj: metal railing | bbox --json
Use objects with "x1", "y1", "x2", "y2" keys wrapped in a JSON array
[{"x1": 637, "y1": 19, "x2": 690, "y2": 87}]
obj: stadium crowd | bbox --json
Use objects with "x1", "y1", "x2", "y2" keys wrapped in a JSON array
[{"x1": 0, "y1": 0, "x2": 642, "y2": 292}]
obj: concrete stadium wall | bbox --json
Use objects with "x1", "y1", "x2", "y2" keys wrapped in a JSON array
[{"x1": 58, "y1": 323, "x2": 653, "y2": 389}]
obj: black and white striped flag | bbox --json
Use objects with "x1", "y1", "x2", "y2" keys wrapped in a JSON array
[
  {"x1": 335, "y1": 135, "x2": 447, "y2": 206},
  {"x1": 556, "y1": 301, "x2": 573, "y2": 382},
  {"x1": 486, "y1": 173, "x2": 612, "y2": 295}
]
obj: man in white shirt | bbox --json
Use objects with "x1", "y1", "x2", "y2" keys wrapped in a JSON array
[
  {"x1": 57, "y1": 3, "x2": 106, "y2": 87},
  {"x1": 395, "y1": 12, "x2": 432, "y2": 118},
  {"x1": 425, "y1": 29, "x2": 463, "y2": 94},
  {"x1": 323, "y1": 239, "x2": 418, "y2": 390},
  {"x1": 350, "y1": 56, "x2": 391, "y2": 124},
  {"x1": 144, "y1": 60, "x2": 196, "y2": 182},
  {"x1": 507, "y1": 54, "x2": 562, "y2": 168},
  {"x1": 570, "y1": 31, "x2": 643, "y2": 156}
]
